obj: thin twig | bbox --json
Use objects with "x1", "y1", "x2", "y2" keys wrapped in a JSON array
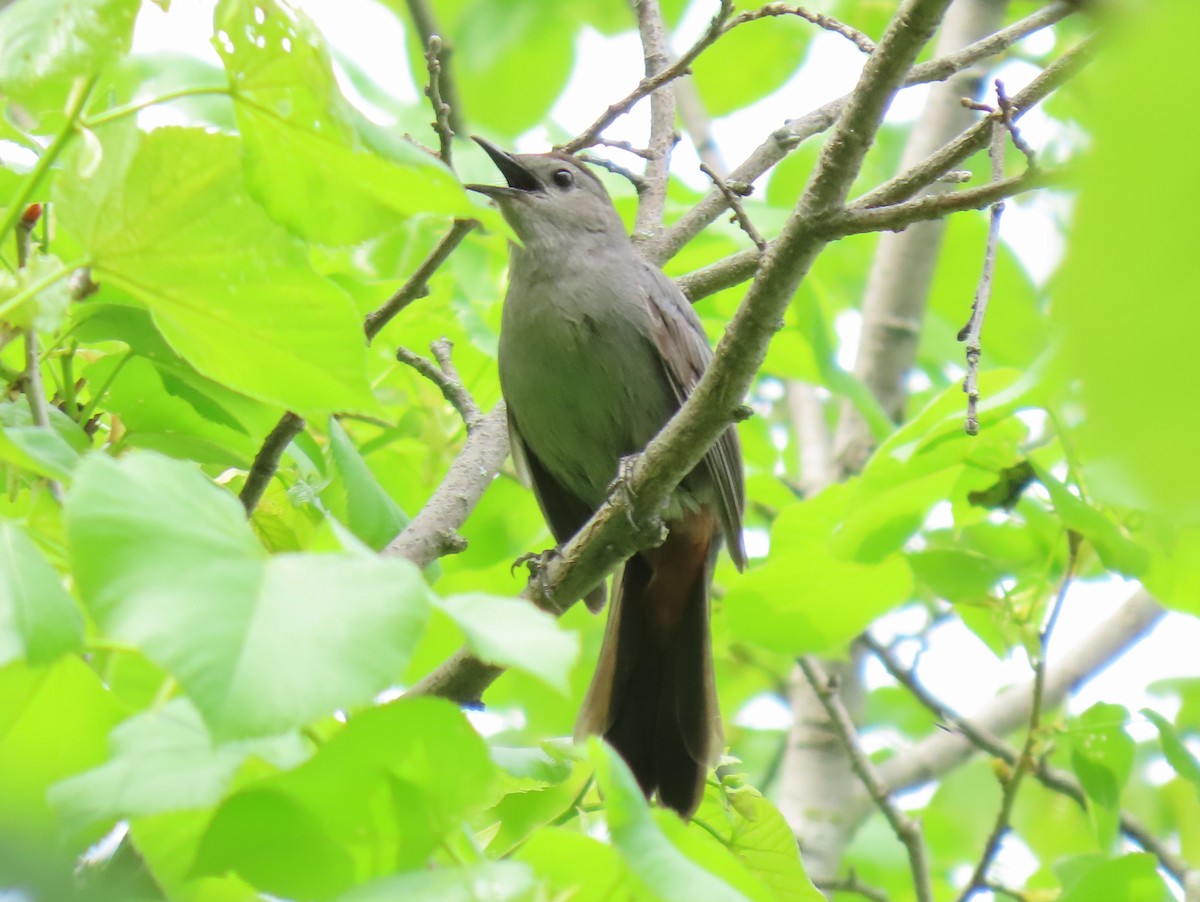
[
  {"x1": 561, "y1": 0, "x2": 733, "y2": 155},
  {"x1": 674, "y1": 166, "x2": 1066, "y2": 302},
  {"x1": 700, "y1": 163, "x2": 766, "y2": 250},
  {"x1": 424, "y1": 35, "x2": 455, "y2": 168},
  {"x1": 578, "y1": 153, "x2": 647, "y2": 193},
  {"x1": 396, "y1": 339, "x2": 483, "y2": 432},
  {"x1": 644, "y1": 0, "x2": 1079, "y2": 265},
  {"x1": 563, "y1": 0, "x2": 879, "y2": 157},
  {"x1": 799, "y1": 656, "x2": 934, "y2": 902},
  {"x1": 853, "y1": 38, "x2": 1094, "y2": 210},
  {"x1": 594, "y1": 137, "x2": 654, "y2": 159},
  {"x1": 817, "y1": 875, "x2": 892, "y2": 902},
  {"x1": 402, "y1": 0, "x2": 465, "y2": 134},
  {"x1": 738, "y1": 3, "x2": 875, "y2": 54},
  {"x1": 955, "y1": 533, "x2": 1078, "y2": 901},
  {"x1": 240, "y1": 219, "x2": 478, "y2": 515},
  {"x1": 995, "y1": 80, "x2": 1037, "y2": 170},
  {"x1": 364, "y1": 218, "x2": 477, "y2": 341},
  {"x1": 957, "y1": 95, "x2": 1008, "y2": 436}
]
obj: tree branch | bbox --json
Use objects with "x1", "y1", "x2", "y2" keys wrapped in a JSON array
[
  {"x1": 863, "y1": 622, "x2": 1192, "y2": 887},
  {"x1": 631, "y1": 0, "x2": 677, "y2": 237},
  {"x1": 424, "y1": 35, "x2": 455, "y2": 167},
  {"x1": 408, "y1": 0, "x2": 958, "y2": 716},
  {"x1": 799, "y1": 656, "x2": 934, "y2": 902},
  {"x1": 853, "y1": 36, "x2": 1096, "y2": 209},
  {"x1": 383, "y1": 404, "x2": 509, "y2": 571},
  {"x1": 856, "y1": 588, "x2": 1164, "y2": 819},
  {"x1": 396, "y1": 338, "x2": 484, "y2": 433},
  {"x1": 364, "y1": 218, "x2": 477, "y2": 341},
  {"x1": 643, "y1": 0, "x2": 1078, "y2": 265},
  {"x1": 239, "y1": 411, "x2": 306, "y2": 515}
]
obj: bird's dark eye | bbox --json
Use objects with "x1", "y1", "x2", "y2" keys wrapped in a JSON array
[{"x1": 552, "y1": 168, "x2": 574, "y2": 189}]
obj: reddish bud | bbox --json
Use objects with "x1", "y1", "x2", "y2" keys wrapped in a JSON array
[{"x1": 20, "y1": 203, "x2": 42, "y2": 226}]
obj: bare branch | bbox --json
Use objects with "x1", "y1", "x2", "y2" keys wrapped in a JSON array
[
  {"x1": 860, "y1": 589, "x2": 1164, "y2": 819},
  {"x1": 383, "y1": 404, "x2": 509, "y2": 570},
  {"x1": 364, "y1": 218, "x2": 476, "y2": 341},
  {"x1": 402, "y1": 0, "x2": 465, "y2": 134},
  {"x1": 424, "y1": 35, "x2": 455, "y2": 168},
  {"x1": 700, "y1": 162, "x2": 765, "y2": 250},
  {"x1": 854, "y1": 37, "x2": 1096, "y2": 209},
  {"x1": 579, "y1": 152, "x2": 647, "y2": 192},
  {"x1": 644, "y1": 0, "x2": 1079, "y2": 265},
  {"x1": 239, "y1": 411, "x2": 305, "y2": 515},
  {"x1": 958, "y1": 101, "x2": 1008, "y2": 436},
  {"x1": 799, "y1": 656, "x2": 934, "y2": 902},
  {"x1": 396, "y1": 338, "x2": 484, "y2": 433},
  {"x1": 740, "y1": 4, "x2": 874, "y2": 54}
]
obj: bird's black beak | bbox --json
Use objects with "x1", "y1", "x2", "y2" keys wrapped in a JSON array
[{"x1": 465, "y1": 136, "x2": 541, "y2": 197}]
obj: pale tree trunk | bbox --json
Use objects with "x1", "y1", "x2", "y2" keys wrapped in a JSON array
[{"x1": 778, "y1": 0, "x2": 1009, "y2": 884}]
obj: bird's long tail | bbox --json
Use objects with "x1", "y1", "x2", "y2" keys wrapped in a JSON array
[{"x1": 576, "y1": 509, "x2": 722, "y2": 818}]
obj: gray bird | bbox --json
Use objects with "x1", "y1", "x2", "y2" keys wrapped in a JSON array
[{"x1": 467, "y1": 138, "x2": 746, "y2": 818}]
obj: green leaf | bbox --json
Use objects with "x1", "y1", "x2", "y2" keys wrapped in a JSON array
[
  {"x1": 1069, "y1": 702, "x2": 1134, "y2": 849},
  {"x1": 0, "y1": 0, "x2": 140, "y2": 109},
  {"x1": 214, "y1": 0, "x2": 475, "y2": 245},
  {"x1": 0, "y1": 657, "x2": 127, "y2": 884},
  {"x1": 1052, "y1": 1, "x2": 1200, "y2": 522},
  {"x1": 195, "y1": 697, "x2": 496, "y2": 899},
  {"x1": 1142, "y1": 708, "x2": 1200, "y2": 795},
  {"x1": 1057, "y1": 853, "x2": 1170, "y2": 902},
  {"x1": 410, "y1": 0, "x2": 577, "y2": 138},
  {"x1": 323, "y1": 418, "x2": 409, "y2": 551},
  {"x1": 694, "y1": 786, "x2": 824, "y2": 901},
  {"x1": 513, "y1": 827, "x2": 640, "y2": 901},
  {"x1": 437, "y1": 594, "x2": 580, "y2": 695},
  {"x1": 0, "y1": 521, "x2": 83, "y2": 667},
  {"x1": 588, "y1": 739, "x2": 753, "y2": 902},
  {"x1": 691, "y1": 16, "x2": 812, "y2": 117},
  {"x1": 55, "y1": 123, "x2": 377, "y2": 416},
  {"x1": 66, "y1": 451, "x2": 431, "y2": 738},
  {"x1": 338, "y1": 862, "x2": 537, "y2": 902},
  {"x1": 1030, "y1": 463, "x2": 1149, "y2": 577},
  {"x1": 49, "y1": 698, "x2": 310, "y2": 833},
  {"x1": 0, "y1": 401, "x2": 84, "y2": 481},
  {"x1": 726, "y1": 486, "x2": 913, "y2": 655},
  {"x1": 0, "y1": 253, "x2": 72, "y2": 332}
]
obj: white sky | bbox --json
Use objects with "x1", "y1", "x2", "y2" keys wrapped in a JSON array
[{"x1": 131, "y1": 0, "x2": 1200, "y2": 790}]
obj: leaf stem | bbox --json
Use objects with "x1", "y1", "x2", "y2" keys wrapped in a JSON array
[
  {"x1": 0, "y1": 75, "x2": 98, "y2": 248},
  {"x1": 81, "y1": 85, "x2": 232, "y2": 128}
]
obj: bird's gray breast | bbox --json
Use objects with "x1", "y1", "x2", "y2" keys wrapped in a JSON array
[{"x1": 498, "y1": 250, "x2": 678, "y2": 508}]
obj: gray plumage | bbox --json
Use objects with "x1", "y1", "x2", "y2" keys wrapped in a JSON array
[{"x1": 468, "y1": 139, "x2": 745, "y2": 817}]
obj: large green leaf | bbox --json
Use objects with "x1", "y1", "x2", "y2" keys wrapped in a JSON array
[
  {"x1": 0, "y1": 658, "x2": 127, "y2": 888},
  {"x1": 0, "y1": 0, "x2": 140, "y2": 111},
  {"x1": 195, "y1": 697, "x2": 496, "y2": 899},
  {"x1": 691, "y1": 15, "x2": 813, "y2": 117},
  {"x1": 1142, "y1": 708, "x2": 1200, "y2": 797},
  {"x1": 513, "y1": 827, "x2": 641, "y2": 901},
  {"x1": 213, "y1": 0, "x2": 475, "y2": 245},
  {"x1": 0, "y1": 401, "x2": 85, "y2": 481},
  {"x1": 49, "y1": 698, "x2": 310, "y2": 833},
  {"x1": 726, "y1": 485, "x2": 913, "y2": 655},
  {"x1": 55, "y1": 123, "x2": 377, "y2": 416},
  {"x1": 589, "y1": 740, "x2": 753, "y2": 902},
  {"x1": 437, "y1": 593, "x2": 580, "y2": 694},
  {"x1": 1057, "y1": 853, "x2": 1170, "y2": 902},
  {"x1": 0, "y1": 521, "x2": 83, "y2": 667},
  {"x1": 1069, "y1": 702, "x2": 1134, "y2": 849},
  {"x1": 338, "y1": 862, "x2": 537, "y2": 902},
  {"x1": 1053, "y1": 1, "x2": 1200, "y2": 522},
  {"x1": 323, "y1": 418, "x2": 409, "y2": 551},
  {"x1": 66, "y1": 451, "x2": 431, "y2": 738}
]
